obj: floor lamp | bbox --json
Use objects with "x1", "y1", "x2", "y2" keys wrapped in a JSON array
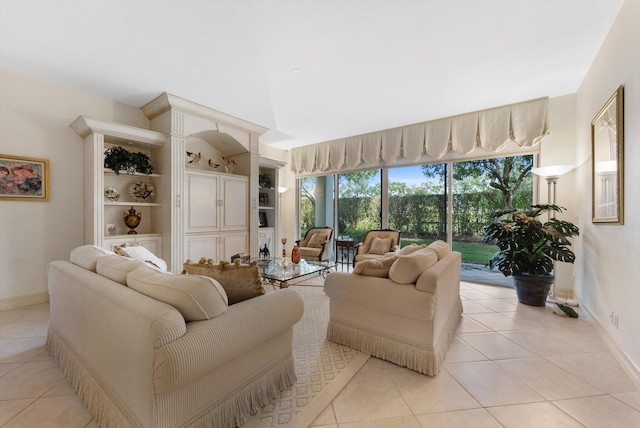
[{"x1": 531, "y1": 164, "x2": 575, "y2": 304}]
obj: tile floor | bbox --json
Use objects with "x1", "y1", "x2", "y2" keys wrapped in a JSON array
[{"x1": 1, "y1": 281, "x2": 639, "y2": 427}]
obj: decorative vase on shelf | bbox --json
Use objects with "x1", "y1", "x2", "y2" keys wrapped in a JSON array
[
  {"x1": 224, "y1": 164, "x2": 234, "y2": 174},
  {"x1": 123, "y1": 206, "x2": 142, "y2": 234},
  {"x1": 291, "y1": 246, "x2": 300, "y2": 264}
]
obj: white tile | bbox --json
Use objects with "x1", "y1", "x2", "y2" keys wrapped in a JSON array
[
  {"x1": 554, "y1": 395, "x2": 640, "y2": 428},
  {"x1": 459, "y1": 289, "x2": 495, "y2": 300},
  {"x1": 498, "y1": 330, "x2": 576, "y2": 356},
  {"x1": 0, "y1": 360, "x2": 65, "y2": 400},
  {"x1": 458, "y1": 332, "x2": 535, "y2": 360},
  {"x1": 360, "y1": 357, "x2": 401, "y2": 371},
  {"x1": 0, "y1": 399, "x2": 35, "y2": 426},
  {"x1": 388, "y1": 368, "x2": 480, "y2": 414},
  {"x1": 613, "y1": 391, "x2": 640, "y2": 412},
  {"x1": 487, "y1": 402, "x2": 585, "y2": 428},
  {"x1": 0, "y1": 337, "x2": 47, "y2": 363},
  {"x1": 0, "y1": 362, "x2": 22, "y2": 377},
  {"x1": 310, "y1": 403, "x2": 336, "y2": 426},
  {"x1": 3, "y1": 395, "x2": 92, "y2": 428},
  {"x1": 332, "y1": 367, "x2": 412, "y2": 423},
  {"x1": 444, "y1": 337, "x2": 488, "y2": 364},
  {"x1": 545, "y1": 353, "x2": 637, "y2": 394},
  {"x1": 340, "y1": 415, "x2": 421, "y2": 428},
  {"x1": 474, "y1": 298, "x2": 518, "y2": 312},
  {"x1": 415, "y1": 408, "x2": 502, "y2": 428},
  {"x1": 462, "y1": 300, "x2": 495, "y2": 314},
  {"x1": 496, "y1": 357, "x2": 604, "y2": 400},
  {"x1": 0, "y1": 320, "x2": 49, "y2": 340},
  {"x1": 467, "y1": 312, "x2": 535, "y2": 331},
  {"x1": 468, "y1": 285, "x2": 516, "y2": 299},
  {"x1": 455, "y1": 315, "x2": 491, "y2": 333},
  {"x1": 445, "y1": 361, "x2": 545, "y2": 407}
]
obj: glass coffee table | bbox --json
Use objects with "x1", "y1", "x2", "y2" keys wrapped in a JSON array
[{"x1": 254, "y1": 258, "x2": 336, "y2": 289}]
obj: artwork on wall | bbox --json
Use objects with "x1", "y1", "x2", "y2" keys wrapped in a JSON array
[
  {"x1": 259, "y1": 192, "x2": 269, "y2": 207},
  {"x1": 0, "y1": 154, "x2": 50, "y2": 201},
  {"x1": 592, "y1": 85, "x2": 624, "y2": 224}
]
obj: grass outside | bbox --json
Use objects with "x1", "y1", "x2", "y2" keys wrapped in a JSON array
[{"x1": 401, "y1": 238, "x2": 497, "y2": 265}]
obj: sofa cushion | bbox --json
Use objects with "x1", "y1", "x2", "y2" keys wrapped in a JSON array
[
  {"x1": 353, "y1": 255, "x2": 399, "y2": 277},
  {"x1": 389, "y1": 248, "x2": 438, "y2": 284},
  {"x1": 182, "y1": 259, "x2": 264, "y2": 305},
  {"x1": 369, "y1": 237, "x2": 393, "y2": 255},
  {"x1": 397, "y1": 243, "x2": 427, "y2": 256},
  {"x1": 96, "y1": 255, "x2": 146, "y2": 285},
  {"x1": 428, "y1": 240, "x2": 451, "y2": 260},
  {"x1": 114, "y1": 245, "x2": 168, "y2": 271},
  {"x1": 307, "y1": 233, "x2": 326, "y2": 248},
  {"x1": 127, "y1": 266, "x2": 228, "y2": 321},
  {"x1": 70, "y1": 245, "x2": 116, "y2": 272}
]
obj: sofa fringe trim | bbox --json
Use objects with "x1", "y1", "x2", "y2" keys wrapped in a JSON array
[
  {"x1": 46, "y1": 327, "x2": 142, "y2": 428},
  {"x1": 327, "y1": 299, "x2": 462, "y2": 376},
  {"x1": 48, "y1": 325, "x2": 297, "y2": 428},
  {"x1": 182, "y1": 354, "x2": 297, "y2": 428}
]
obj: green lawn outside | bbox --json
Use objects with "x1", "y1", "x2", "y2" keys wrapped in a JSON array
[{"x1": 400, "y1": 238, "x2": 497, "y2": 265}]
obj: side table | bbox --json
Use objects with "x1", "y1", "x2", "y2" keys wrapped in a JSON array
[{"x1": 335, "y1": 238, "x2": 355, "y2": 268}]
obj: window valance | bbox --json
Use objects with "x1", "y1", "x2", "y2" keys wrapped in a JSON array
[{"x1": 291, "y1": 97, "x2": 548, "y2": 175}]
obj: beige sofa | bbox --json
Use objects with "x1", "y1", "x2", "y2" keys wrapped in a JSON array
[
  {"x1": 46, "y1": 245, "x2": 304, "y2": 428},
  {"x1": 324, "y1": 241, "x2": 462, "y2": 375}
]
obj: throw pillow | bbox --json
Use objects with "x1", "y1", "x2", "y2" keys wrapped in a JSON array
[
  {"x1": 115, "y1": 245, "x2": 168, "y2": 271},
  {"x1": 70, "y1": 245, "x2": 116, "y2": 272},
  {"x1": 397, "y1": 243, "x2": 427, "y2": 256},
  {"x1": 127, "y1": 266, "x2": 228, "y2": 321},
  {"x1": 369, "y1": 237, "x2": 393, "y2": 255},
  {"x1": 307, "y1": 233, "x2": 326, "y2": 248},
  {"x1": 96, "y1": 255, "x2": 146, "y2": 285},
  {"x1": 353, "y1": 255, "x2": 399, "y2": 277},
  {"x1": 182, "y1": 258, "x2": 264, "y2": 305},
  {"x1": 428, "y1": 240, "x2": 451, "y2": 260},
  {"x1": 388, "y1": 248, "x2": 438, "y2": 284}
]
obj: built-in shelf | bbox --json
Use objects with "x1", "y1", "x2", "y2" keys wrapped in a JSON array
[
  {"x1": 104, "y1": 169, "x2": 162, "y2": 178},
  {"x1": 105, "y1": 202, "x2": 162, "y2": 207}
]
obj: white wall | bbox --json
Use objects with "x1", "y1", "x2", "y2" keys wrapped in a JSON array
[
  {"x1": 575, "y1": 0, "x2": 640, "y2": 374},
  {"x1": 0, "y1": 69, "x2": 150, "y2": 308}
]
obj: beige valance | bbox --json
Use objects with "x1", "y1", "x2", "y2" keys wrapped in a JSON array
[{"x1": 291, "y1": 97, "x2": 548, "y2": 175}]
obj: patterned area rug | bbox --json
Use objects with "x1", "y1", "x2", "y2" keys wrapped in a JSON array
[{"x1": 243, "y1": 277, "x2": 369, "y2": 428}]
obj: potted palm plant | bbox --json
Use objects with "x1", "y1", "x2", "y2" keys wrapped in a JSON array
[{"x1": 482, "y1": 204, "x2": 579, "y2": 306}]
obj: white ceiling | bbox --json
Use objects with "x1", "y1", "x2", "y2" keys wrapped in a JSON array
[{"x1": 0, "y1": 0, "x2": 623, "y2": 150}]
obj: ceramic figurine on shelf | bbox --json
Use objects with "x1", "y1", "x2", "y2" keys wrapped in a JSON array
[
  {"x1": 291, "y1": 245, "x2": 300, "y2": 264},
  {"x1": 186, "y1": 151, "x2": 201, "y2": 167}
]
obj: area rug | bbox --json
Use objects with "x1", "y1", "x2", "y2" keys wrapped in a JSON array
[{"x1": 242, "y1": 279, "x2": 369, "y2": 428}]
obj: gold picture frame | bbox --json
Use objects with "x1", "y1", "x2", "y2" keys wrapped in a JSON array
[
  {"x1": 0, "y1": 154, "x2": 50, "y2": 201},
  {"x1": 591, "y1": 85, "x2": 623, "y2": 224}
]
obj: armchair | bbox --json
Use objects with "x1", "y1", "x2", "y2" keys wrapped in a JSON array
[
  {"x1": 295, "y1": 226, "x2": 334, "y2": 262},
  {"x1": 353, "y1": 229, "x2": 401, "y2": 267}
]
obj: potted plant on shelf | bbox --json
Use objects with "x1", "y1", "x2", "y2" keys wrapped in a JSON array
[
  {"x1": 104, "y1": 146, "x2": 153, "y2": 175},
  {"x1": 482, "y1": 204, "x2": 579, "y2": 307}
]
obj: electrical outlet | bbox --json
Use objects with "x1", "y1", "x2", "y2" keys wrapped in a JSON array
[{"x1": 609, "y1": 311, "x2": 619, "y2": 329}]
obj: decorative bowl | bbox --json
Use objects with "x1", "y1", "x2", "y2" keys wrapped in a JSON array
[{"x1": 104, "y1": 186, "x2": 120, "y2": 202}]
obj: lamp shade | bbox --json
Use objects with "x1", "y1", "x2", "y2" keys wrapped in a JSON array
[
  {"x1": 531, "y1": 164, "x2": 575, "y2": 179},
  {"x1": 595, "y1": 160, "x2": 617, "y2": 173},
  {"x1": 278, "y1": 187, "x2": 289, "y2": 194}
]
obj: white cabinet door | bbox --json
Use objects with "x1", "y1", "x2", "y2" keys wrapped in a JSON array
[
  {"x1": 184, "y1": 234, "x2": 218, "y2": 263},
  {"x1": 185, "y1": 172, "x2": 219, "y2": 233},
  {"x1": 221, "y1": 176, "x2": 248, "y2": 231},
  {"x1": 219, "y1": 231, "x2": 248, "y2": 261}
]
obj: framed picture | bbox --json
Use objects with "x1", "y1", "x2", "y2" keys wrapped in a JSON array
[
  {"x1": 258, "y1": 211, "x2": 268, "y2": 227},
  {"x1": 0, "y1": 154, "x2": 50, "y2": 201},
  {"x1": 259, "y1": 192, "x2": 269, "y2": 207},
  {"x1": 592, "y1": 85, "x2": 624, "y2": 224}
]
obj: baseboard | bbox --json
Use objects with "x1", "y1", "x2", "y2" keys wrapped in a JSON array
[
  {"x1": 0, "y1": 291, "x2": 49, "y2": 311},
  {"x1": 582, "y1": 304, "x2": 640, "y2": 389}
]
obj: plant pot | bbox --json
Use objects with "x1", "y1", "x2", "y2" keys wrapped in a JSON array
[{"x1": 512, "y1": 274, "x2": 554, "y2": 306}]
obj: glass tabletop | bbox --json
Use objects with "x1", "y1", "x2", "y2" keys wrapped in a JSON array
[{"x1": 253, "y1": 258, "x2": 335, "y2": 282}]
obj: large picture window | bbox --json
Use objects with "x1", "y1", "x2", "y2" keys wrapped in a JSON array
[{"x1": 298, "y1": 154, "x2": 533, "y2": 286}]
